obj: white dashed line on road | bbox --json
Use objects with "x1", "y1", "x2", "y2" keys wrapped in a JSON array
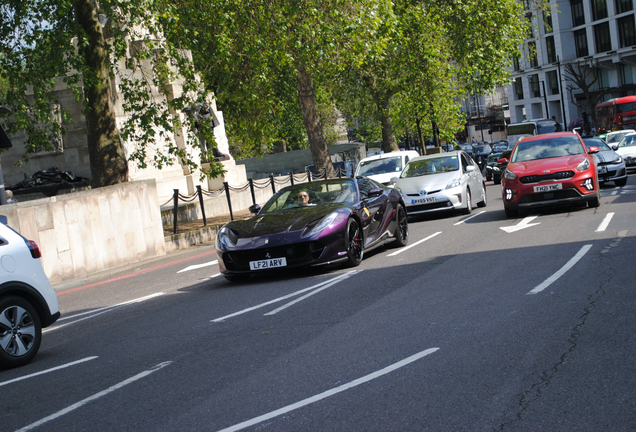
[{"x1": 527, "y1": 244, "x2": 592, "y2": 295}]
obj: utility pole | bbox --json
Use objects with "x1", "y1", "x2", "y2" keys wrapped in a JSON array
[
  {"x1": 556, "y1": 56, "x2": 568, "y2": 128},
  {"x1": 541, "y1": 81, "x2": 550, "y2": 119}
]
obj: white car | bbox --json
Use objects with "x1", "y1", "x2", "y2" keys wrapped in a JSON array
[
  {"x1": 0, "y1": 216, "x2": 60, "y2": 368},
  {"x1": 354, "y1": 150, "x2": 420, "y2": 185},
  {"x1": 603, "y1": 129, "x2": 636, "y2": 146},
  {"x1": 613, "y1": 133, "x2": 636, "y2": 168},
  {"x1": 393, "y1": 151, "x2": 487, "y2": 215}
]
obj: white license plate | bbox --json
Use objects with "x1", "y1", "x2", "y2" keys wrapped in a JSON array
[
  {"x1": 534, "y1": 183, "x2": 563, "y2": 193},
  {"x1": 412, "y1": 196, "x2": 436, "y2": 205},
  {"x1": 249, "y1": 257, "x2": 287, "y2": 271}
]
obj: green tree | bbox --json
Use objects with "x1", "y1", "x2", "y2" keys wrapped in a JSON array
[
  {"x1": 0, "y1": 0, "x2": 226, "y2": 187},
  {"x1": 160, "y1": 0, "x2": 393, "y2": 175},
  {"x1": 335, "y1": 0, "x2": 529, "y2": 152}
]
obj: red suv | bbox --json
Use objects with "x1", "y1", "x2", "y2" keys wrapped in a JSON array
[{"x1": 501, "y1": 132, "x2": 601, "y2": 218}]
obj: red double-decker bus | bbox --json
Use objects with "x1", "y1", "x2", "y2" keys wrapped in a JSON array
[{"x1": 595, "y1": 95, "x2": 636, "y2": 133}]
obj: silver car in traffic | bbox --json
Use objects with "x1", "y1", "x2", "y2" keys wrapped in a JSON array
[{"x1": 392, "y1": 151, "x2": 487, "y2": 215}]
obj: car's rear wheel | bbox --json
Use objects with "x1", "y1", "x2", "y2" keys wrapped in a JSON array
[
  {"x1": 615, "y1": 177, "x2": 627, "y2": 187},
  {"x1": 345, "y1": 218, "x2": 363, "y2": 267},
  {"x1": 477, "y1": 182, "x2": 487, "y2": 208},
  {"x1": 463, "y1": 189, "x2": 472, "y2": 215},
  {"x1": 392, "y1": 205, "x2": 409, "y2": 247},
  {"x1": 0, "y1": 296, "x2": 42, "y2": 369}
]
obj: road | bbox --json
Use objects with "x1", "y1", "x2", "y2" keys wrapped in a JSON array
[{"x1": 2, "y1": 176, "x2": 636, "y2": 431}]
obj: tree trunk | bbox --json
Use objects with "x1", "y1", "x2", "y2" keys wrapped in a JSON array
[
  {"x1": 74, "y1": 0, "x2": 128, "y2": 187},
  {"x1": 378, "y1": 94, "x2": 399, "y2": 153},
  {"x1": 297, "y1": 62, "x2": 334, "y2": 177}
]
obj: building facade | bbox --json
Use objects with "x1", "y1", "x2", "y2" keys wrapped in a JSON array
[{"x1": 507, "y1": 0, "x2": 636, "y2": 130}]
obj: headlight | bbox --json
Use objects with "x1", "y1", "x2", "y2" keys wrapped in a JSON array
[
  {"x1": 576, "y1": 158, "x2": 591, "y2": 172},
  {"x1": 445, "y1": 178, "x2": 461, "y2": 189},
  {"x1": 217, "y1": 226, "x2": 237, "y2": 249},
  {"x1": 504, "y1": 169, "x2": 518, "y2": 180},
  {"x1": 302, "y1": 212, "x2": 338, "y2": 238},
  {"x1": 613, "y1": 155, "x2": 623, "y2": 163}
]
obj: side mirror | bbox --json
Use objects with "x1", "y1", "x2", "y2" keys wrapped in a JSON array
[
  {"x1": 587, "y1": 146, "x2": 600, "y2": 154},
  {"x1": 390, "y1": 177, "x2": 399, "y2": 186},
  {"x1": 466, "y1": 165, "x2": 475, "y2": 172},
  {"x1": 248, "y1": 204, "x2": 261, "y2": 214},
  {"x1": 367, "y1": 188, "x2": 383, "y2": 198},
  {"x1": 612, "y1": 145, "x2": 619, "y2": 151}
]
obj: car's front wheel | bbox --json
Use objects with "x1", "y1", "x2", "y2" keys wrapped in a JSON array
[
  {"x1": 477, "y1": 182, "x2": 487, "y2": 208},
  {"x1": 392, "y1": 205, "x2": 409, "y2": 247},
  {"x1": 462, "y1": 189, "x2": 472, "y2": 215},
  {"x1": 0, "y1": 296, "x2": 42, "y2": 369},
  {"x1": 345, "y1": 218, "x2": 363, "y2": 267}
]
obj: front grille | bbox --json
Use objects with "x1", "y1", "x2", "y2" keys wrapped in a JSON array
[
  {"x1": 223, "y1": 241, "x2": 324, "y2": 271},
  {"x1": 407, "y1": 201, "x2": 452, "y2": 212},
  {"x1": 406, "y1": 189, "x2": 442, "y2": 197},
  {"x1": 520, "y1": 171, "x2": 574, "y2": 184},
  {"x1": 519, "y1": 189, "x2": 579, "y2": 203}
]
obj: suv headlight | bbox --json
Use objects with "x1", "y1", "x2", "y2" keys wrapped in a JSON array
[
  {"x1": 576, "y1": 158, "x2": 591, "y2": 172},
  {"x1": 503, "y1": 169, "x2": 518, "y2": 180}
]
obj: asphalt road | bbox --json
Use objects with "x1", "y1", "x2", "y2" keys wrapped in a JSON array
[{"x1": 2, "y1": 175, "x2": 636, "y2": 432}]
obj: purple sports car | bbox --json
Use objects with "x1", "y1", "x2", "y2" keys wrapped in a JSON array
[{"x1": 216, "y1": 177, "x2": 408, "y2": 281}]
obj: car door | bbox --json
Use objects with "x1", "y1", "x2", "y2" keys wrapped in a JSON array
[
  {"x1": 461, "y1": 152, "x2": 480, "y2": 197},
  {"x1": 356, "y1": 177, "x2": 389, "y2": 245}
]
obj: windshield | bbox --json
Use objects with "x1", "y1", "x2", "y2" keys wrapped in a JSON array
[
  {"x1": 356, "y1": 156, "x2": 402, "y2": 177},
  {"x1": 584, "y1": 138, "x2": 611, "y2": 151},
  {"x1": 259, "y1": 180, "x2": 358, "y2": 213},
  {"x1": 607, "y1": 131, "x2": 635, "y2": 144},
  {"x1": 615, "y1": 102, "x2": 636, "y2": 113},
  {"x1": 458, "y1": 144, "x2": 473, "y2": 152},
  {"x1": 401, "y1": 156, "x2": 459, "y2": 178},
  {"x1": 618, "y1": 134, "x2": 636, "y2": 148},
  {"x1": 511, "y1": 136, "x2": 585, "y2": 162},
  {"x1": 487, "y1": 153, "x2": 502, "y2": 163}
]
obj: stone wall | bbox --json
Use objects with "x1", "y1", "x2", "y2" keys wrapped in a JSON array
[{"x1": 0, "y1": 180, "x2": 165, "y2": 284}]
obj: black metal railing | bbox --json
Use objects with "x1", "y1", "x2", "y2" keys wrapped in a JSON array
[{"x1": 162, "y1": 166, "x2": 352, "y2": 234}]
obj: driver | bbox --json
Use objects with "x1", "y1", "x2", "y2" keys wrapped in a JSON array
[{"x1": 296, "y1": 190, "x2": 311, "y2": 206}]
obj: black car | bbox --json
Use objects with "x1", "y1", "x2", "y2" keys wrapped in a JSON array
[
  {"x1": 485, "y1": 152, "x2": 503, "y2": 182},
  {"x1": 492, "y1": 150, "x2": 511, "y2": 184}
]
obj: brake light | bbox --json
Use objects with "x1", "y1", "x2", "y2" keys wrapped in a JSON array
[{"x1": 26, "y1": 240, "x2": 41, "y2": 258}]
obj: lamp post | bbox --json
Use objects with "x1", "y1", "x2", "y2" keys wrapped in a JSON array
[
  {"x1": 475, "y1": 96, "x2": 484, "y2": 142},
  {"x1": 541, "y1": 80, "x2": 550, "y2": 119},
  {"x1": 556, "y1": 56, "x2": 568, "y2": 128}
]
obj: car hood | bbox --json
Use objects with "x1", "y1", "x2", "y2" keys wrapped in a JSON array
[
  {"x1": 616, "y1": 146, "x2": 636, "y2": 157},
  {"x1": 508, "y1": 155, "x2": 588, "y2": 175},
  {"x1": 366, "y1": 172, "x2": 401, "y2": 185},
  {"x1": 595, "y1": 149, "x2": 621, "y2": 163},
  {"x1": 225, "y1": 205, "x2": 346, "y2": 238},
  {"x1": 396, "y1": 171, "x2": 460, "y2": 194}
]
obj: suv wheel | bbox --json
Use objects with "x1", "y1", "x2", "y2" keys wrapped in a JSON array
[{"x1": 0, "y1": 296, "x2": 42, "y2": 369}]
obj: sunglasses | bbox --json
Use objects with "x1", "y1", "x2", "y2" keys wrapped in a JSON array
[{"x1": 298, "y1": 194, "x2": 308, "y2": 199}]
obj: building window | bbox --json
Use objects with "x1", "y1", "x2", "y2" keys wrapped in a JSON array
[
  {"x1": 616, "y1": 0, "x2": 633, "y2": 14},
  {"x1": 591, "y1": 0, "x2": 608, "y2": 21},
  {"x1": 622, "y1": 64, "x2": 634, "y2": 85},
  {"x1": 571, "y1": 0, "x2": 586, "y2": 27},
  {"x1": 528, "y1": 41, "x2": 538, "y2": 67},
  {"x1": 543, "y1": 10, "x2": 553, "y2": 33},
  {"x1": 515, "y1": 77, "x2": 524, "y2": 100},
  {"x1": 618, "y1": 15, "x2": 636, "y2": 47},
  {"x1": 513, "y1": 55, "x2": 520, "y2": 72},
  {"x1": 547, "y1": 71, "x2": 559, "y2": 95},
  {"x1": 526, "y1": 13, "x2": 534, "y2": 38},
  {"x1": 574, "y1": 29, "x2": 589, "y2": 57},
  {"x1": 594, "y1": 22, "x2": 612, "y2": 52},
  {"x1": 522, "y1": 0, "x2": 531, "y2": 11},
  {"x1": 546, "y1": 36, "x2": 557, "y2": 63},
  {"x1": 529, "y1": 74, "x2": 541, "y2": 98}
]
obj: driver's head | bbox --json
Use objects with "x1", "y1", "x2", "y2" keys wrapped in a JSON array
[{"x1": 296, "y1": 191, "x2": 310, "y2": 205}]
